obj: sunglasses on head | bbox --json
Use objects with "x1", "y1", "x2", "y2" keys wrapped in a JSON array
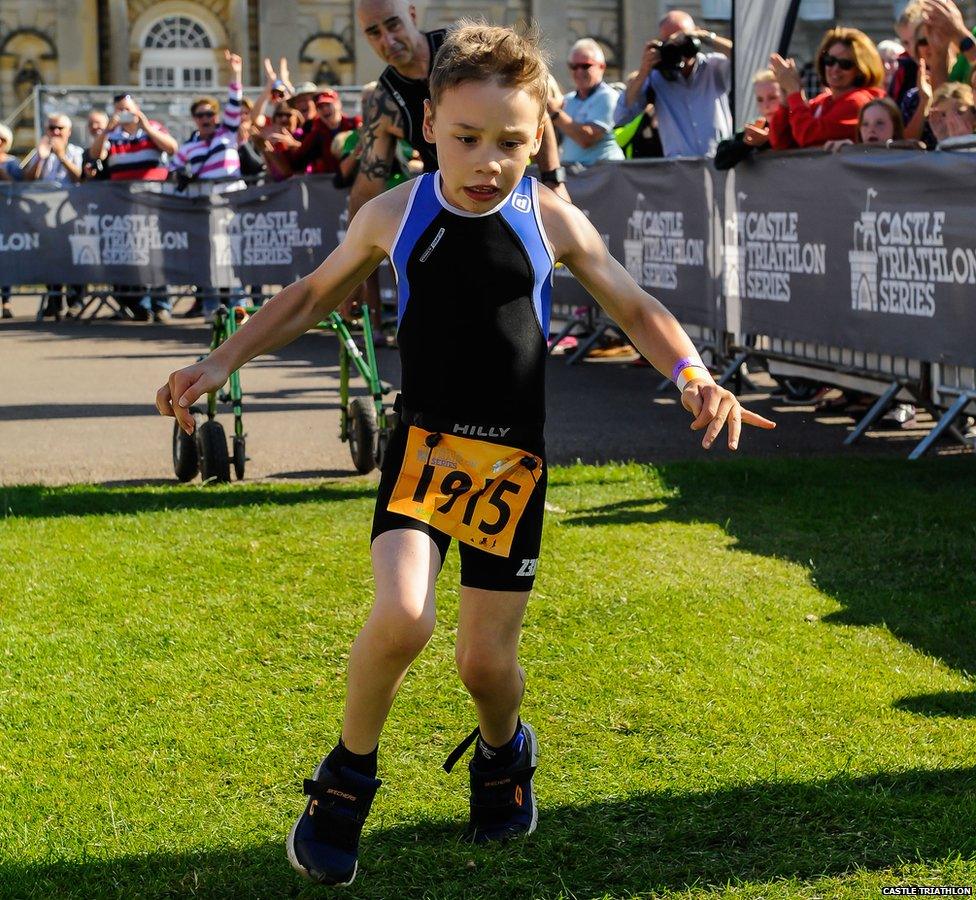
[
  {"x1": 822, "y1": 53, "x2": 856, "y2": 70},
  {"x1": 569, "y1": 62, "x2": 595, "y2": 71}
]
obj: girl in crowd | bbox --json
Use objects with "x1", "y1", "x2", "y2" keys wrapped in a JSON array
[
  {"x1": 824, "y1": 96, "x2": 907, "y2": 150},
  {"x1": 768, "y1": 27, "x2": 885, "y2": 149}
]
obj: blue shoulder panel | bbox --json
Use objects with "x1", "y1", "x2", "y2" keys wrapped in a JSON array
[
  {"x1": 498, "y1": 175, "x2": 555, "y2": 337},
  {"x1": 390, "y1": 174, "x2": 442, "y2": 327}
]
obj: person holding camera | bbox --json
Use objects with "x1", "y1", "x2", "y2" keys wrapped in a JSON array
[
  {"x1": 91, "y1": 94, "x2": 178, "y2": 322},
  {"x1": 547, "y1": 39, "x2": 624, "y2": 165},
  {"x1": 91, "y1": 91, "x2": 178, "y2": 181},
  {"x1": 614, "y1": 10, "x2": 733, "y2": 158}
]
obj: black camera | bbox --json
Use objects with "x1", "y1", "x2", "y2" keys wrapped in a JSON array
[{"x1": 656, "y1": 33, "x2": 701, "y2": 80}]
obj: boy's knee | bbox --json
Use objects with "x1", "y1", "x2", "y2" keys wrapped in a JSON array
[
  {"x1": 367, "y1": 604, "x2": 435, "y2": 660},
  {"x1": 455, "y1": 648, "x2": 513, "y2": 697}
]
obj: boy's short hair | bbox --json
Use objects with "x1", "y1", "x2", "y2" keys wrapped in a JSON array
[
  {"x1": 428, "y1": 21, "x2": 551, "y2": 121},
  {"x1": 752, "y1": 68, "x2": 777, "y2": 84}
]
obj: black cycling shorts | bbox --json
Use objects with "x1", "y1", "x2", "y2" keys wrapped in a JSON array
[{"x1": 370, "y1": 412, "x2": 547, "y2": 592}]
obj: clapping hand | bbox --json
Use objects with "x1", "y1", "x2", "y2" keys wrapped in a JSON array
[{"x1": 769, "y1": 53, "x2": 802, "y2": 97}]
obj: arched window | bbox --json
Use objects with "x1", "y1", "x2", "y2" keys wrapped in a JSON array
[
  {"x1": 140, "y1": 15, "x2": 216, "y2": 89},
  {"x1": 145, "y1": 16, "x2": 213, "y2": 50}
]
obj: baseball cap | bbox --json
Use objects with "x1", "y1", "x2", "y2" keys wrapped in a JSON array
[
  {"x1": 271, "y1": 79, "x2": 287, "y2": 93},
  {"x1": 315, "y1": 89, "x2": 339, "y2": 104}
]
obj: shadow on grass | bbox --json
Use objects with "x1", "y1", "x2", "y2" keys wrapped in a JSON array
[
  {"x1": 5, "y1": 765, "x2": 975, "y2": 899},
  {"x1": 0, "y1": 482, "x2": 372, "y2": 520},
  {"x1": 558, "y1": 457, "x2": 976, "y2": 716}
]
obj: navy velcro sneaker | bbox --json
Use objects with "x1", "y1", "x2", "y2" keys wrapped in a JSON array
[
  {"x1": 286, "y1": 758, "x2": 382, "y2": 886},
  {"x1": 443, "y1": 722, "x2": 539, "y2": 843}
]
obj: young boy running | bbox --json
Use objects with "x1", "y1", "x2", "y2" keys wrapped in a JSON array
[{"x1": 156, "y1": 23, "x2": 775, "y2": 887}]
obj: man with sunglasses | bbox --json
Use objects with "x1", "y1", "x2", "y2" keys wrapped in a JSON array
[
  {"x1": 547, "y1": 39, "x2": 624, "y2": 166},
  {"x1": 24, "y1": 115, "x2": 83, "y2": 185},
  {"x1": 24, "y1": 115, "x2": 85, "y2": 321},
  {"x1": 170, "y1": 50, "x2": 246, "y2": 188}
]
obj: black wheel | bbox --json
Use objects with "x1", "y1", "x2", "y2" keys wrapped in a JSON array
[
  {"x1": 233, "y1": 435, "x2": 246, "y2": 481},
  {"x1": 172, "y1": 419, "x2": 199, "y2": 482},
  {"x1": 376, "y1": 428, "x2": 389, "y2": 471},
  {"x1": 348, "y1": 397, "x2": 378, "y2": 474},
  {"x1": 196, "y1": 419, "x2": 231, "y2": 483}
]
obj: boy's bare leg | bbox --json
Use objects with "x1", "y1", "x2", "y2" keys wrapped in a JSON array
[
  {"x1": 341, "y1": 529, "x2": 441, "y2": 754},
  {"x1": 455, "y1": 587, "x2": 530, "y2": 746}
]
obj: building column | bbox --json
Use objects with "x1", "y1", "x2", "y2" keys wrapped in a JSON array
[
  {"x1": 533, "y1": 0, "x2": 569, "y2": 73},
  {"x1": 621, "y1": 0, "x2": 657, "y2": 77},
  {"x1": 55, "y1": 0, "x2": 101, "y2": 84},
  {"x1": 104, "y1": 0, "x2": 130, "y2": 84},
  {"x1": 228, "y1": 0, "x2": 251, "y2": 80},
  {"x1": 259, "y1": 0, "x2": 299, "y2": 80}
]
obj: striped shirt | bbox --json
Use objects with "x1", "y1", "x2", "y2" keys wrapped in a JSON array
[
  {"x1": 105, "y1": 122, "x2": 172, "y2": 181},
  {"x1": 170, "y1": 82, "x2": 243, "y2": 181}
]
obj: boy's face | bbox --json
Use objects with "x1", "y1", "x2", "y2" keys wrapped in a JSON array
[{"x1": 423, "y1": 79, "x2": 544, "y2": 214}]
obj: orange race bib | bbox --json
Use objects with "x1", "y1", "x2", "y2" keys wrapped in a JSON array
[{"x1": 387, "y1": 427, "x2": 543, "y2": 558}]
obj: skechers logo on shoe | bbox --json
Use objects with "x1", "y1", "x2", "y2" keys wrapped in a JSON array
[
  {"x1": 326, "y1": 788, "x2": 358, "y2": 802},
  {"x1": 484, "y1": 777, "x2": 513, "y2": 787}
]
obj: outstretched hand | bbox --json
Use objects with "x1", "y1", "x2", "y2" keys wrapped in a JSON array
[
  {"x1": 225, "y1": 49, "x2": 243, "y2": 78},
  {"x1": 681, "y1": 380, "x2": 776, "y2": 450},
  {"x1": 155, "y1": 358, "x2": 231, "y2": 435}
]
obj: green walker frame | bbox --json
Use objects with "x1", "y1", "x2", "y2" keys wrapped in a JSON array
[{"x1": 171, "y1": 303, "x2": 394, "y2": 483}]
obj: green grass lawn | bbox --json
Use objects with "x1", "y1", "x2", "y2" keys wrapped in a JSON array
[{"x1": 1, "y1": 458, "x2": 975, "y2": 899}]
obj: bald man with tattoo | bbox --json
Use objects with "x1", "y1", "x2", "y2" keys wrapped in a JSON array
[{"x1": 350, "y1": 0, "x2": 570, "y2": 221}]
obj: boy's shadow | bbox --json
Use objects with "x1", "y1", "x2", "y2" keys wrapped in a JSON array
[{"x1": 8, "y1": 764, "x2": 976, "y2": 898}]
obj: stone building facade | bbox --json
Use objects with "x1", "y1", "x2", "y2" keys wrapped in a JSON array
[{"x1": 2, "y1": 0, "x2": 974, "y2": 149}]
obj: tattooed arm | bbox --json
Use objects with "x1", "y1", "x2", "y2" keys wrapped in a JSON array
[{"x1": 348, "y1": 83, "x2": 404, "y2": 220}]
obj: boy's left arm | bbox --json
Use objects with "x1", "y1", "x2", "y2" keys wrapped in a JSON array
[{"x1": 542, "y1": 191, "x2": 775, "y2": 450}]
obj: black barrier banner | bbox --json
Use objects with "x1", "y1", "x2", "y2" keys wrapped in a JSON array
[
  {"x1": 556, "y1": 159, "x2": 720, "y2": 330},
  {"x1": 0, "y1": 181, "x2": 211, "y2": 285},
  {"x1": 0, "y1": 177, "x2": 342, "y2": 287},
  {"x1": 725, "y1": 149, "x2": 976, "y2": 367},
  {"x1": 209, "y1": 178, "x2": 347, "y2": 287}
]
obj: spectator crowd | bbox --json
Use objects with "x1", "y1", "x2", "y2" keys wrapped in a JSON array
[{"x1": 3, "y1": 0, "x2": 976, "y2": 326}]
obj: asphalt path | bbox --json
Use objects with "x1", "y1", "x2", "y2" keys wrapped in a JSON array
[{"x1": 0, "y1": 295, "x2": 966, "y2": 486}]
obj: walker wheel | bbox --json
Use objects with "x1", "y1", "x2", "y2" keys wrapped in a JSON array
[
  {"x1": 348, "y1": 397, "x2": 378, "y2": 474},
  {"x1": 197, "y1": 419, "x2": 231, "y2": 483}
]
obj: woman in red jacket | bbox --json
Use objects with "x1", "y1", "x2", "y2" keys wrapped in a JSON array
[{"x1": 767, "y1": 27, "x2": 886, "y2": 149}]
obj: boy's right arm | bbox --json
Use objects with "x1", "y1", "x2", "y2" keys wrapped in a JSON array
[{"x1": 155, "y1": 192, "x2": 399, "y2": 434}]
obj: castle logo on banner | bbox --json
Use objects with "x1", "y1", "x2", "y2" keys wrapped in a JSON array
[
  {"x1": 849, "y1": 188, "x2": 976, "y2": 318},
  {"x1": 723, "y1": 192, "x2": 826, "y2": 302},
  {"x1": 68, "y1": 203, "x2": 188, "y2": 266},
  {"x1": 623, "y1": 193, "x2": 705, "y2": 290},
  {"x1": 213, "y1": 210, "x2": 322, "y2": 267}
]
